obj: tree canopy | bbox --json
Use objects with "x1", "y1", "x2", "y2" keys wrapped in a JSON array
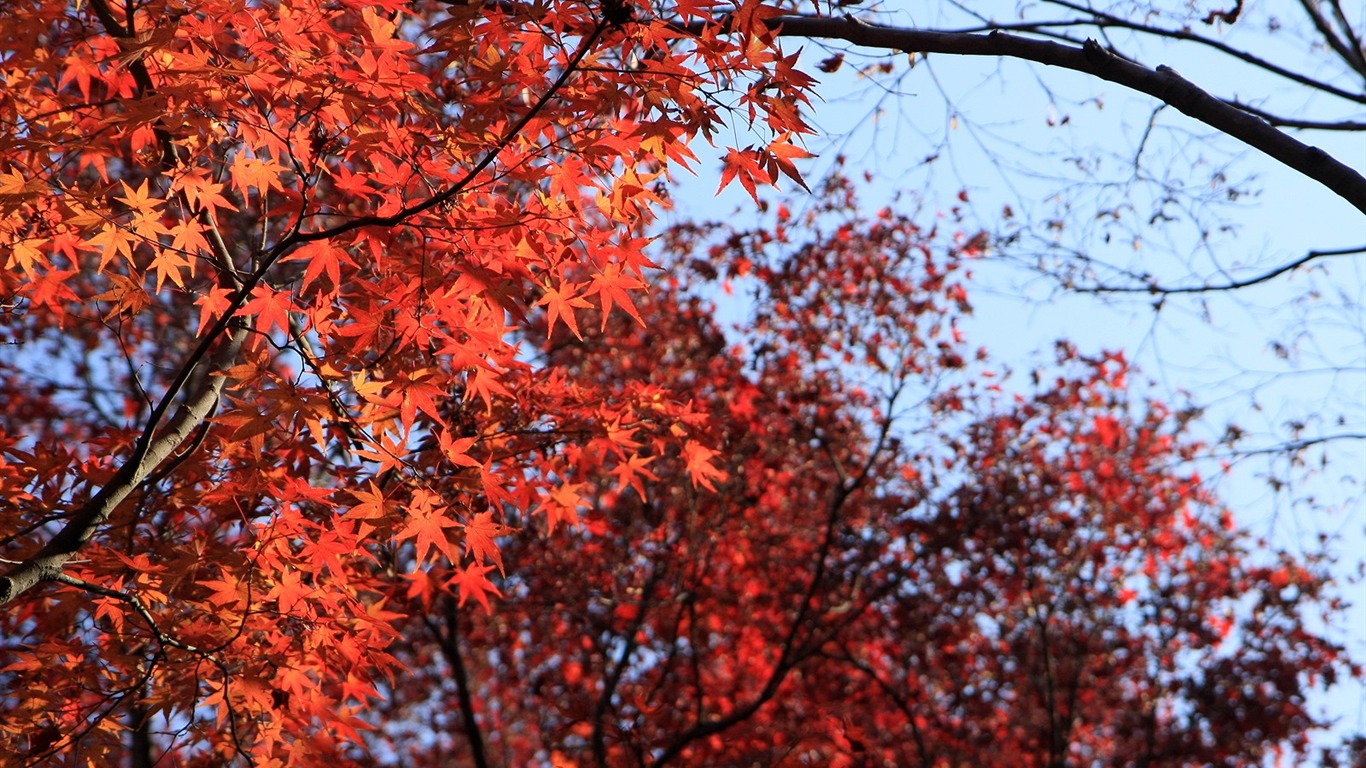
[{"x1": 0, "y1": 0, "x2": 1362, "y2": 765}]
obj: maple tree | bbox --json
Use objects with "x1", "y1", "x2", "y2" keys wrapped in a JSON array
[
  {"x1": 0, "y1": 0, "x2": 1360, "y2": 764},
  {"x1": 364, "y1": 178, "x2": 1349, "y2": 766}
]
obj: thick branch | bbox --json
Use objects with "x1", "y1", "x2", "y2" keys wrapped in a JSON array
[
  {"x1": 421, "y1": 597, "x2": 490, "y2": 768},
  {"x1": 1042, "y1": 0, "x2": 1366, "y2": 104},
  {"x1": 86, "y1": 0, "x2": 180, "y2": 169},
  {"x1": 0, "y1": 0, "x2": 257, "y2": 607},
  {"x1": 758, "y1": 16, "x2": 1366, "y2": 217},
  {"x1": 0, "y1": 324, "x2": 245, "y2": 606}
]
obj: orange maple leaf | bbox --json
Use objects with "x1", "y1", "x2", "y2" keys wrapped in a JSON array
[
  {"x1": 536, "y1": 280, "x2": 593, "y2": 339},
  {"x1": 229, "y1": 154, "x2": 288, "y2": 197},
  {"x1": 463, "y1": 510, "x2": 515, "y2": 575},
  {"x1": 148, "y1": 246, "x2": 194, "y2": 292},
  {"x1": 115, "y1": 179, "x2": 162, "y2": 217},
  {"x1": 683, "y1": 440, "x2": 727, "y2": 491}
]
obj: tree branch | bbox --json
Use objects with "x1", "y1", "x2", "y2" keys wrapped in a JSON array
[
  {"x1": 1299, "y1": 0, "x2": 1366, "y2": 78},
  {"x1": 1041, "y1": 0, "x2": 1366, "y2": 104},
  {"x1": 420, "y1": 596, "x2": 490, "y2": 768},
  {"x1": 0, "y1": 5, "x2": 610, "y2": 611},
  {"x1": 747, "y1": 15, "x2": 1366, "y2": 217},
  {"x1": 0, "y1": 323, "x2": 245, "y2": 606},
  {"x1": 828, "y1": 642, "x2": 934, "y2": 767},
  {"x1": 593, "y1": 565, "x2": 664, "y2": 766},
  {"x1": 1078, "y1": 244, "x2": 1366, "y2": 293},
  {"x1": 648, "y1": 436, "x2": 869, "y2": 767},
  {"x1": 1223, "y1": 100, "x2": 1366, "y2": 131}
]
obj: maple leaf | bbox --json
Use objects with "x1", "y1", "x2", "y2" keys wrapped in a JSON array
[
  {"x1": 115, "y1": 179, "x2": 162, "y2": 218},
  {"x1": 90, "y1": 272, "x2": 151, "y2": 321},
  {"x1": 405, "y1": 569, "x2": 440, "y2": 609},
  {"x1": 448, "y1": 562, "x2": 502, "y2": 614},
  {"x1": 172, "y1": 168, "x2": 234, "y2": 217},
  {"x1": 718, "y1": 147, "x2": 768, "y2": 202},
  {"x1": 148, "y1": 246, "x2": 194, "y2": 292},
  {"x1": 228, "y1": 154, "x2": 288, "y2": 197},
  {"x1": 195, "y1": 285, "x2": 233, "y2": 331},
  {"x1": 87, "y1": 224, "x2": 138, "y2": 272},
  {"x1": 437, "y1": 433, "x2": 484, "y2": 469},
  {"x1": 536, "y1": 279, "x2": 593, "y2": 339},
  {"x1": 239, "y1": 286, "x2": 296, "y2": 334},
  {"x1": 397, "y1": 490, "x2": 460, "y2": 564},
  {"x1": 0, "y1": 168, "x2": 33, "y2": 198},
  {"x1": 395, "y1": 369, "x2": 446, "y2": 432},
  {"x1": 586, "y1": 260, "x2": 645, "y2": 328},
  {"x1": 764, "y1": 134, "x2": 814, "y2": 191},
  {"x1": 462, "y1": 510, "x2": 515, "y2": 575},
  {"x1": 273, "y1": 569, "x2": 311, "y2": 615},
  {"x1": 609, "y1": 453, "x2": 658, "y2": 499},
  {"x1": 200, "y1": 577, "x2": 247, "y2": 609},
  {"x1": 347, "y1": 481, "x2": 391, "y2": 521},
  {"x1": 3, "y1": 1, "x2": 1351, "y2": 763},
  {"x1": 353, "y1": 431, "x2": 411, "y2": 478},
  {"x1": 542, "y1": 482, "x2": 591, "y2": 534},
  {"x1": 284, "y1": 240, "x2": 350, "y2": 293},
  {"x1": 168, "y1": 218, "x2": 210, "y2": 259},
  {"x1": 26, "y1": 269, "x2": 79, "y2": 314},
  {"x1": 682, "y1": 440, "x2": 727, "y2": 491},
  {"x1": 4, "y1": 239, "x2": 46, "y2": 276}
]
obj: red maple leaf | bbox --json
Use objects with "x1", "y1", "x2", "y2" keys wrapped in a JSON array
[{"x1": 448, "y1": 562, "x2": 502, "y2": 614}]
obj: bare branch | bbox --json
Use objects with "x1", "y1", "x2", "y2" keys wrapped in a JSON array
[
  {"x1": 1078, "y1": 244, "x2": 1366, "y2": 294},
  {"x1": 741, "y1": 15, "x2": 1366, "y2": 216},
  {"x1": 1223, "y1": 99, "x2": 1366, "y2": 131},
  {"x1": 420, "y1": 597, "x2": 490, "y2": 768},
  {"x1": 1299, "y1": 0, "x2": 1366, "y2": 79},
  {"x1": 1042, "y1": 0, "x2": 1366, "y2": 104}
]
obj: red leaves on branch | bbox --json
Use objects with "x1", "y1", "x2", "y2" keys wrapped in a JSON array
[
  {"x1": 367, "y1": 177, "x2": 1349, "y2": 766},
  {"x1": 0, "y1": 0, "x2": 817, "y2": 759},
  {"x1": 0, "y1": 0, "x2": 1349, "y2": 764}
]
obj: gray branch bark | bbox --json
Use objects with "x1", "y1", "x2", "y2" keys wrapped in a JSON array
[{"x1": 0, "y1": 325, "x2": 245, "y2": 606}]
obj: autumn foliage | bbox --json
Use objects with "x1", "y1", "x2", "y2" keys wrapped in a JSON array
[
  {"x1": 0, "y1": 0, "x2": 1351, "y2": 765},
  {"x1": 356, "y1": 182, "x2": 1347, "y2": 766}
]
